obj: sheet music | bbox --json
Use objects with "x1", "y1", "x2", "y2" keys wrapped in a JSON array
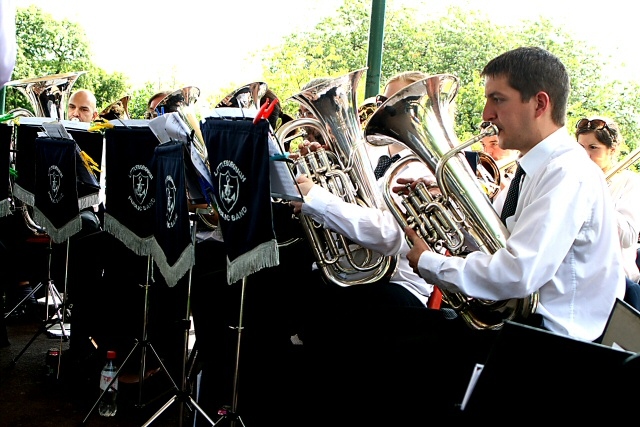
[
  {"x1": 268, "y1": 129, "x2": 302, "y2": 201},
  {"x1": 41, "y1": 121, "x2": 73, "y2": 140}
]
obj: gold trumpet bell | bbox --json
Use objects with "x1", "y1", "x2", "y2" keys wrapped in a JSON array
[{"x1": 5, "y1": 71, "x2": 86, "y2": 119}]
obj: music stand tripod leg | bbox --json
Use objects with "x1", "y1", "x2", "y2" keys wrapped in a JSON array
[
  {"x1": 3, "y1": 281, "x2": 43, "y2": 319},
  {"x1": 141, "y1": 216, "x2": 217, "y2": 427},
  {"x1": 9, "y1": 239, "x2": 71, "y2": 368},
  {"x1": 213, "y1": 276, "x2": 249, "y2": 427}
]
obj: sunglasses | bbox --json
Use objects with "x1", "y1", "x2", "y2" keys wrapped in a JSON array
[
  {"x1": 375, "y1": 94, "x2": 388, "y2": 107},
  {"x1": 575, "y1": 118, "x2": 612, "y2": 133}
]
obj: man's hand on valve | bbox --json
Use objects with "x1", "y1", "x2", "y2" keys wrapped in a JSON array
[
  {"x1": 289, "y1": 174, "x2": 315, "y2": 215},
  {"x1": 404, "y1": 225, "x2": 431, "y2": 275},
  {"x1": 392, "y1": 176, "x2": 441, "y2": 197}
]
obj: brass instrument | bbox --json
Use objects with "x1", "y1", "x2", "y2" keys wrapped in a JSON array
[
  {"x1": 605, "y1": 146, "x2": 640, "y2": 182},
  {"x1": 276, "y1": 68, "x2": 397, "y2": 287},
  {"x1": 156, "y1": 86, "x2": 200, "y2": 114},
  {"x1": 357, "y1": 96, "x2": 377, "y2": 130},
  {"x1": 4, "y1": 71, "x2": 87, "y2": 234},
  {"x1": 99, "y1": 95, "x2": 131, "y2": 121},
  {"x1": 476, "y1": 151, "x2": 501, "y2": 200},
  {"x1": 216, "y1": 82, "x2": 267, "y2": 110},
  {"x1": 5, "y1": 71, "x2": 86, "y2": 119},
  {"x1": 364, "y1": 73, "x2": 538, "y2": 330}
]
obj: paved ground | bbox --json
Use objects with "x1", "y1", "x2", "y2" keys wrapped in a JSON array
[{"x1": 1, "y1": 306, "x2": 198, "y2": 427}]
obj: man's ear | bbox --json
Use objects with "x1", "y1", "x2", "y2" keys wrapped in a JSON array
[{"x1": 534, "y1": 91, "x2": 550, "y2": 118}]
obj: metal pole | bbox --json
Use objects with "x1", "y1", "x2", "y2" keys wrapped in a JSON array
[
  {"x1": 1, "y1": 86, "x2": 6, "y2": 114},
  {"x1": 365, "y1": 0, "x2": 386, "y2": 99}
]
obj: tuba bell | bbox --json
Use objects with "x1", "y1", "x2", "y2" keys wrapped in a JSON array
[
  {"x1": 276, "y1": 68, "x2": 397, "y2": 287},
  {"x1": 364, "y1": 73, "x2": 538, "y2": 330},
  {"x1": 4, "y1": 71, "x2": 86, "y2": 119},
  {"x1": 99, "y1": 95, "x2": 131, "y2": 121}
]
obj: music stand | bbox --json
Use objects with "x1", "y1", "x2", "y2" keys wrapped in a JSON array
[
  {"x1": 140, "y1": 216, "x2": 217, "y2": 427},
  {"x1": 8, "y1": 135, "x2": 86, "y2": 374},
  {"x1": 81, "y1": 254, "x2": 177, "y2": 424},
  {"x1": 83, "y1": 125, "x2": 199, "y2": 423}
]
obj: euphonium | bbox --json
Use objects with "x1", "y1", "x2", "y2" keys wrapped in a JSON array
[
  {"x1": 276, "y1": 68, "x2": 397, "y2": 287},
  {"x1": 4, "y1": 71, "x2": 86, "y2": 119},
  {"x1": 364, "y1": 73, "x2": 538, "y2": 330}
]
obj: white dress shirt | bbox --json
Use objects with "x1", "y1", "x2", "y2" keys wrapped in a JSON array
[
  {"x1": 0, "y1": 0, "x2": 16, "y2": 87},
  {"x1": 301, "y1": 148, "x2": 434, "y2": 305},
  {"x1": 608, "y1": 169, "x2": 640, "y2": 282},
  {"x1": 416, "y1": 127, "x2": 625, "y2": 341}
]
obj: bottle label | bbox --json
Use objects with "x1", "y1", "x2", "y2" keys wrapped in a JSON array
[{"x1": 100, "y1": 373, "x2": 118, "y2": 392}]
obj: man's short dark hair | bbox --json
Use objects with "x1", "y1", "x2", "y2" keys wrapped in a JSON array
[{"x1": 481, "y1": 47, "x2": 570, "y2": 126}]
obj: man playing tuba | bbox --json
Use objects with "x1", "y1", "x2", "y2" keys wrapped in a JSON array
[
  {"x1": 397, "y1": 49, "x2": 625, "y2": 418},
  {"x1": 288, "y1": 71, "x2": 442, "y2": 426}
]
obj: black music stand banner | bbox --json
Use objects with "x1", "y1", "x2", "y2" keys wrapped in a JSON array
[
  {"x1": 32, "y1": 137, "x2": 81, "y2": 243},
  {"x1": 201, "y1": 118, "x2": 279, "y2": 285},
  {"x1": 0, "y1": 124, "x2": 10, "y2": 217},
  {"x1": 103, "y1": 126, "x2": 159, "y2": 255},
  {"x1": 150, "y1": 141, "x2": 194, "y2": 287}
]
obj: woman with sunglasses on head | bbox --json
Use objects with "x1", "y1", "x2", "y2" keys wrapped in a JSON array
[{"x1": 576, "y1": 116, "x2": 640, "y2": 309}]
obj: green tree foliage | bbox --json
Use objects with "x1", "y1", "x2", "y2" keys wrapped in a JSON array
[
  {"x1": 6, "y1": 5, "x2": 130, "y2": 116},
  {"x1": 261, "y1": 0, "x2": 640, "y2": 159}
]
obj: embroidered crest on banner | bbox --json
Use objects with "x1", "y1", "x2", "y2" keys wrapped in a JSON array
[
  {"x1": 48, "y1": 165, "x2": 63, "y2": 203},
  {"x1": 165, "y1": 175, "x2": 177, "y2": 228},
  {"x1": 129, "y1": 164, "x2": 155, "y2": 211},
  {"x1": 215, "y1": 160, "x2": 247, "y2": 222}
]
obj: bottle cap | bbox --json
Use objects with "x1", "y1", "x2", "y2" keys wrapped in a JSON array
[{"x1": 106, "y1": 350, "x2": 116, "y2": 359}]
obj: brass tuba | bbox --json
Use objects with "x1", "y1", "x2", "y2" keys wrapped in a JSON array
[
  {"x1": 99, "y1": 95, "x2": 131, "y2": 121},
  {"x1": 364, "y1": 73, "x2": 538, "y2": 330},
  {"x1": 4, "y1": 71, "x2": 86, "y2": 119},
  {"x1": 276, "y1": 68, "x2": 397, "y2": 287}
]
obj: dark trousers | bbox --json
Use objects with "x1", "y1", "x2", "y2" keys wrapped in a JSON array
[{"x1": 298, "y1": 270, "x2": 500, "y2": 425}]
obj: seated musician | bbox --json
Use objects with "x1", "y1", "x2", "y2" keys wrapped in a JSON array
[
  {"x1": 288, "y1": 72, "x2": 446, "y2": 425},
  {"x1": 397, "y1": 47, "x2": 625, "y2": 418},
  {"x1": 576, "y1": 116, "x2": 640, "y2": 309}
]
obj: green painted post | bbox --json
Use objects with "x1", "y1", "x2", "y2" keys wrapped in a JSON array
[
  {"x1": 365, "y1": 0, "x2": 386, "y2": 99},
  {"x1": 0, "y1": 86, "x2": 5, "y2": 115}
]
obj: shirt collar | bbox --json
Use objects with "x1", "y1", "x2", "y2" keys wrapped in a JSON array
[{"x1": 519, "y1": 127, "x2": 569, "y2": 177}]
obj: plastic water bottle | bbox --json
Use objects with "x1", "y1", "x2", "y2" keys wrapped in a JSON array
[{"x1": 98, "y1": 350, "x2": 118, "y2": 417}]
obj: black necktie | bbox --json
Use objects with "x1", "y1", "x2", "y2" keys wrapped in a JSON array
[
  {"x1": 500, "y1": 163, "x2": 525, "y2": 224},
  {"x1": 374, "y1": 154, "x2": 401, "y2": 180}
]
